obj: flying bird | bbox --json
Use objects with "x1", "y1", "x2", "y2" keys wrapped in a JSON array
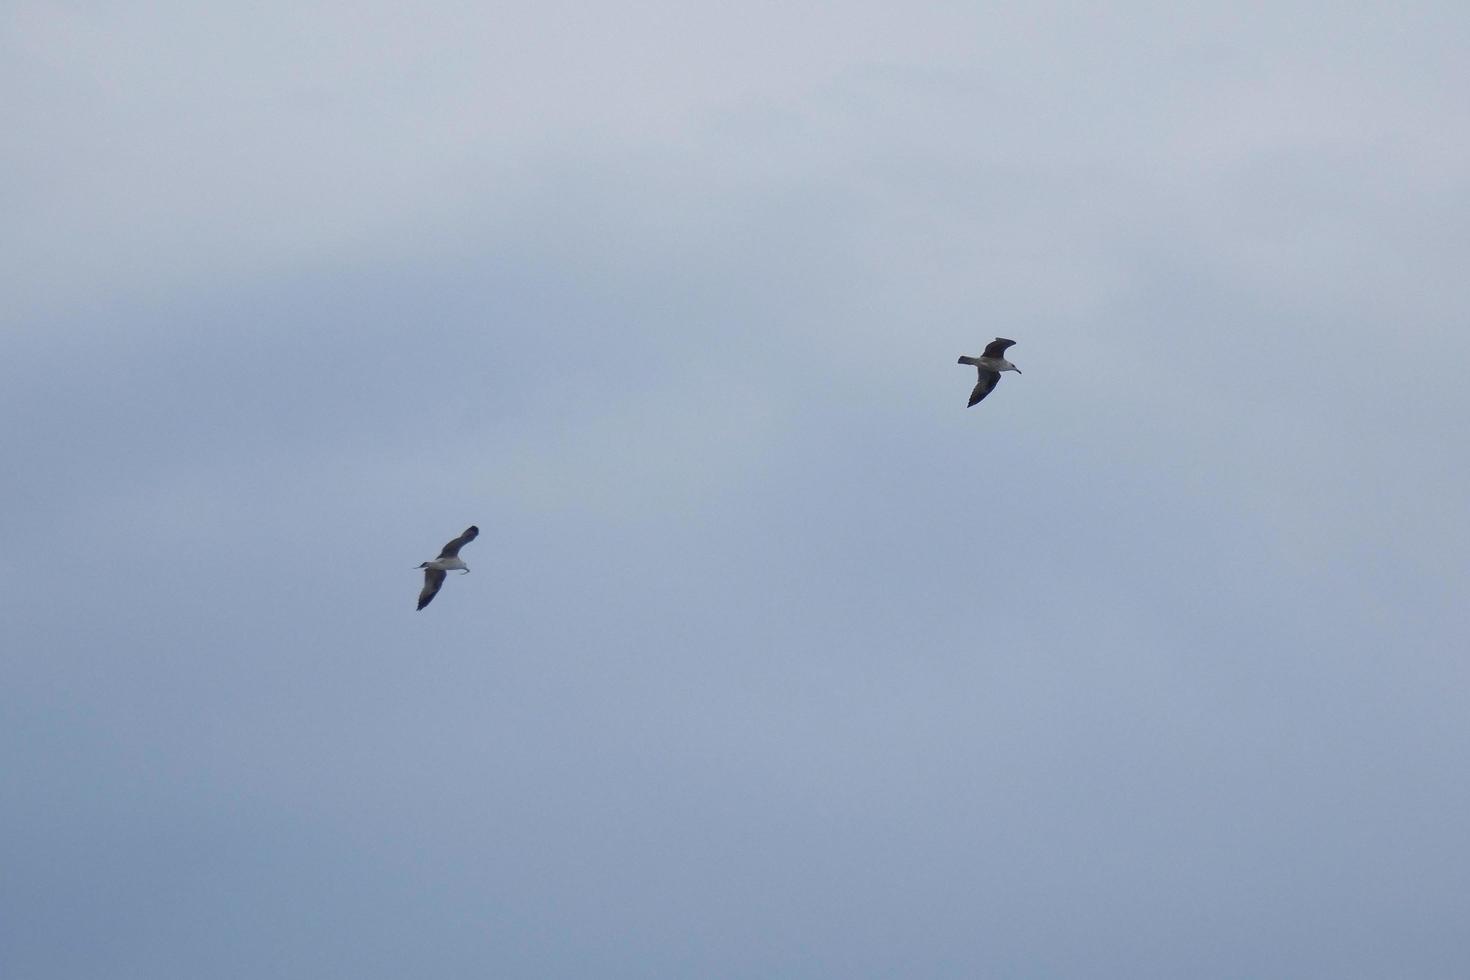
[
  {"x1": 415, "y1": 525, "x2": 479, "y2": 610},
  {"x1": 957, "y1": 338, "x2": 1021, "y2": 407}
]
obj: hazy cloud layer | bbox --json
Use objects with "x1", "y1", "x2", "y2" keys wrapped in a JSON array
[{"x1": 5, "y1": 2, "x2": 1468, "y2": 977}]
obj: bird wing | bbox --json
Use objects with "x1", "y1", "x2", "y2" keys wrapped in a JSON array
[
  {"x1": 982, "y1": 337, "x2": 1016, "y2": 358},
  {"x1": 437, "y1": 525, "x2": 479, "y2": 559},
  {"x1": 417, "y1": 567, "x2": 447, "y2": 610},
  {"x1": 968, "y1": 369, "x2": 1001, "y2": 407}
]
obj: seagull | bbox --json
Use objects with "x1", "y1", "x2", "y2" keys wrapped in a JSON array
[
  {"x1": 957, "y1": 338, "x2": 1021, "y2": 407},
  {"x1": 415, "y1": 525, "x2": 479, "y2": 610}
]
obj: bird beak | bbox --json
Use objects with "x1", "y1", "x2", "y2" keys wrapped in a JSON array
[{"x1": 1014, "y1": 367, "x2": 1022, "y2": 374}]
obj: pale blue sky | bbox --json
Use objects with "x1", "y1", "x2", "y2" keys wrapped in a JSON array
[{"x1": 4, "y1": 2, "x2": 1469, "y2": 977}]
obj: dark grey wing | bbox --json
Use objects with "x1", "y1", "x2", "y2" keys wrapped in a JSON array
[
  {"x1": 982, "y1": 337, "x2": 1017, "y2": 358},
  {"x1": 437, "y1": 525, "x2": 479, "y2": 559},
  {"x1": 968, "y1": 369, "x2": 1000, "y2": 407},
  {"x1": 417, "y1": 568, "x2": 447, "y2": 610}
]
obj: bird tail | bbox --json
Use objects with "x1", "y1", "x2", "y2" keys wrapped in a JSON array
[{"x1": 957, "y1": 356, "x2": 980, "y2": 366}]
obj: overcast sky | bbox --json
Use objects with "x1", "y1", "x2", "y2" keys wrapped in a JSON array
[{"x1": 4, "y1": 2, "x2": 1469, "y2": 977}]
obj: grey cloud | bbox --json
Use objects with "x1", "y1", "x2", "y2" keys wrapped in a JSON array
[{"x1": 4, "y1": 2, "x2": 1469, "y2": 977}]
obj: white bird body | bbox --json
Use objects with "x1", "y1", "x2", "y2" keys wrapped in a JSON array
[{"x1": 423, "y1": 556, "x2": 468, "y2": 573}]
